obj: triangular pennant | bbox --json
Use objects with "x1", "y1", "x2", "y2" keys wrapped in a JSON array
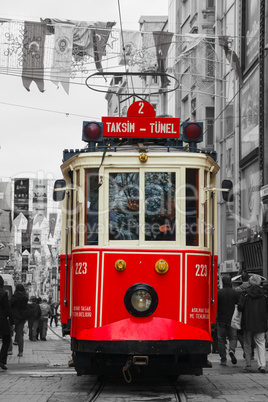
[
  {"x1": 49, "y1": 213, "x2": 57, "y2": 237},
  {"x1": 219, "y1": 36, "x2": 243, "y2": 86},
  {"x1": 93, "y1": 22, "x2": 116, "y2": 72},
  {"x1": 153, "y1": 31, "x2": 173, "y2": 88}
]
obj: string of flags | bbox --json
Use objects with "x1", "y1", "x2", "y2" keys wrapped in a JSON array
[{"x1": 0, "y1": 18, "x2": 242, "y2": 94}]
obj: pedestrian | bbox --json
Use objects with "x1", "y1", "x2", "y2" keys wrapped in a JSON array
[
  {"x1": 49, "y1": 301, "x2": 59, "y2": 327},
  {"x1": 236, "y1": 271, "x2": 251, "y2": 293},
  {"x1": 238, "y1": 274, "x2": 268, "y2": 373},
  {"x1": 39, "y1": 298, "x2": 51, "y2": 341},
  {"x1": 263, "y1": 282, "x2": 268, "y2": 349},
  {"x1": 27, "y1": 296, "x2": 41, "y2": 341},
  {"x1": 236, "y1": 271, "x2": 255, "y2": 358},
  {"x1": 36, "y1": 297, "x2": 42, "y2": 340},
  {"x1": 217, "y1": 275, "x2": 240, "y2": 366},
  {"x1": 0, "y1": 275, "x2": 14, "y2": 370},
  {"x1": 10, "y1": 283, "x2": 29, "y2": 357}
]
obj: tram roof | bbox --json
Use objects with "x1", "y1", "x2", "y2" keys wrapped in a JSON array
[{"x1": 61, "y1": 145, "x2": 219, "y2": 173}]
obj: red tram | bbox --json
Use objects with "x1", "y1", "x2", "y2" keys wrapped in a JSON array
[{"x1": 54, "y1": 101, "x2": 220, "y2": 380}]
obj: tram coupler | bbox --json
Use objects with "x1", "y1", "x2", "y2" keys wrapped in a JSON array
[
  {"x1": 133, "y1": 355, "x2": 149, "y2": 366},
  {"x1": 122, "y1": 357, "x2": 133, "y2": 383}
]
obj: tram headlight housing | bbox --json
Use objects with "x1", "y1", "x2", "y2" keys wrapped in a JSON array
[
  {"x1": 182, "y1": 121, "x2": 203, "y2": 143},
  {"x1": 124, "y1": 283, "x2": 158, "y2": 317},
  {"x1": 82, "y1": 121, "x2": 103, "y2": 143}
]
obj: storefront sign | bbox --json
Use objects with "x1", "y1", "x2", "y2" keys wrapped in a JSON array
[
  {"x1": 221, "y1": 260, "x2": 236, "y2": 273},
  {"x1": 237, "y1": 227, "x2": 250, "y2": 244}
]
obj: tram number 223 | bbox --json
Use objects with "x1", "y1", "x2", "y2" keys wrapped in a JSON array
[
  {"x1": 195, "y1": 264, "x2": 207, "y2": 277},
  {"x1": 75, "y1": 262, "x2": 87, "y2": 275}
]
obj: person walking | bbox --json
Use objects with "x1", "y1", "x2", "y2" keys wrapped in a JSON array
[
  {"x1": 238, "y1": 274, "x2": 268, "y2": 373},
  {"x1": 236, "y1": 271, "x2": 254, "y2": 358},
  {"x1": 0, "y1": 275, "x2": 14, "y2": 370},
  {"x1": 49, "y1": 301, "x2": 59, "y2": 327},
  {"x1": 27, "y1": 296, "x2": 41, "y2": 341},
  {"x1": 217, "y1": 275, "x2": 240, "y2": 366},
  {"x1": 236, "y1": 271, "x2": 251, "y2": 293},
  {"x1": 39, "y1": 298, "x2": 51, "y2": 341},
  {"x1": 10, "y1": 283, "x2": 28, "y2": 357}
]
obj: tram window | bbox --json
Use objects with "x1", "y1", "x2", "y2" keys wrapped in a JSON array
[
  {"x1": 144, "y1": 172, "x2": 176, "y2": 241},
  {"x1": 186, "y1": 169, "x2": 199, "y2": 246},
  {"x1": 109, "y1": 172, "x2": 139, "y2": 240},
  {"x1": 86, "y1": 169, "x2": 99, "y2": 245}
]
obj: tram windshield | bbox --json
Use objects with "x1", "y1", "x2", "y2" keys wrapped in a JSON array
[
  {"x1": 109, "y1": 172, "x2": 139, "y2": 240},
  {"x1": 144, "y1": 172, "x2": 176, "y2": 241},
  {"x1": 85, "y1": 168, "x2": 200, "y2": 246}
]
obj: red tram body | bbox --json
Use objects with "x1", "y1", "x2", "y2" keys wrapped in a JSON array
[{"x1": 55, "y1": 101, "x2": 220, "y2": 379}]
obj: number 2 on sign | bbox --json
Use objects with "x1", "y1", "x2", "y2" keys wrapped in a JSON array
[
  {"x1": 138, "y1": 102, "x2": 144, "y2": 114},
  {"x1": 75, "y1": 262, "x2": 87, "y2": 274},
  {"x1": 195, "y1": 264, "x2": 207, "y2": 277}
]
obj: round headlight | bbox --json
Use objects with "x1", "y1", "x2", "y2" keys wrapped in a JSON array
[
  {"x1": 124, "y1": 283, "x2": 158, "y2": 317},
  {"x1": 131, "y1": 290, "x2": 152, "y2": 312}
]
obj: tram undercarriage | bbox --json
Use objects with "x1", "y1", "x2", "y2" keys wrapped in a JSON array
[{"x1": 70, "y1": 338, "x2": 212, "y2": 378}]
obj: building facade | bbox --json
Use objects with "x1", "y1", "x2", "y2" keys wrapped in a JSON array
[
  {"x1": 0, "y1": 178, "x2": 61, "y2": 300},
  {"x1": 168, "y1": 0, "x2": 267, "y2": 279}
]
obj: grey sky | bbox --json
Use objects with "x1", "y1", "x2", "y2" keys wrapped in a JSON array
[{"x1": 0, "y1": 0, "x2": 168, "y2": 179}]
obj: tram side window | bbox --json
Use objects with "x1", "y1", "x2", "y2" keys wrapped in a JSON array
[
  {"x1": 186, "y1": 169, "x2": 199, "y2": 246},
  {"x1": 109, "y1": 172, "x2": 139, "y2": 240},
  {"x1": 86, "y1": 169, "x2": 99, "y2": 245},
  {"x1": 145, "y1": 172, "x2": 176, "y2": 241}
]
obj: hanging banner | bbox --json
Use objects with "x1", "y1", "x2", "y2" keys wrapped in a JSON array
[
  {"x1": 32, "y1": 230, "x2": 41, "y2": 248},
  {"x1": 14, "y1": 179, "x2": 29, "y2": 219},
  {"x1": 22, "y1": 21, "x2": 46, "y2": 92},
  {"x1": 119, "y1": 31, "x2": 141, "y2": 66},
  {"x1": 22, "y1": 230, "x2": 31, "y2": 253},
  {"x1": 50, "y1": 23, "x2": 74, "y2": 94},
  {"x1": 22, "y1": 254, "x2": 29, "y2": 272},
  {"x1": 33, "y1": 179, "x2": 47, "y2": 217},
  {"x1": 49, "y1": 213, "x2": 57, "y2": 237}
]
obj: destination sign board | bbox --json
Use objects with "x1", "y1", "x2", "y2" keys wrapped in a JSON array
[
  {"x1": 101, "y1": 100, "x2": 180, "y2": 139},
  {"x1": 102, "y1": 116, "x2": 180, "y2": 138}
]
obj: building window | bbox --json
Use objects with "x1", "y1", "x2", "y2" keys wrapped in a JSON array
[
  {"x1": 207, "y1": 0, "x2": 214, "y2": 8},
  {"x1": 191, "y1": 97, "x2": 196, "y2": 116},
  {"x1": 206, "y1": 39, "x2": 215, "y2": 79},
  {"x1": 182, "y1": 95, "x2": 189, "y2": 122},
  {"x1": 181, "y1": 0, "x2": 190, "y2": 23}
]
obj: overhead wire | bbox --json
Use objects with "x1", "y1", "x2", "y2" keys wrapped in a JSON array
[
  {"x1": 0, "y1": 17, "x2": 260, "y2": 125},
  {"x1": 0, "y1": 100, "x2": 99, "y2": 120}
]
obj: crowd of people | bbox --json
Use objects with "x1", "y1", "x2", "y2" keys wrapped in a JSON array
[
  {"x1": 0, "y1": 276, "x2": 59, "y2": 371},
  {"x1": 216, "y1": 272, "x2": 268, "y2": 373},
  {"x1": 2, "y1": 271, "x2": 268, "y2": 373}
]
